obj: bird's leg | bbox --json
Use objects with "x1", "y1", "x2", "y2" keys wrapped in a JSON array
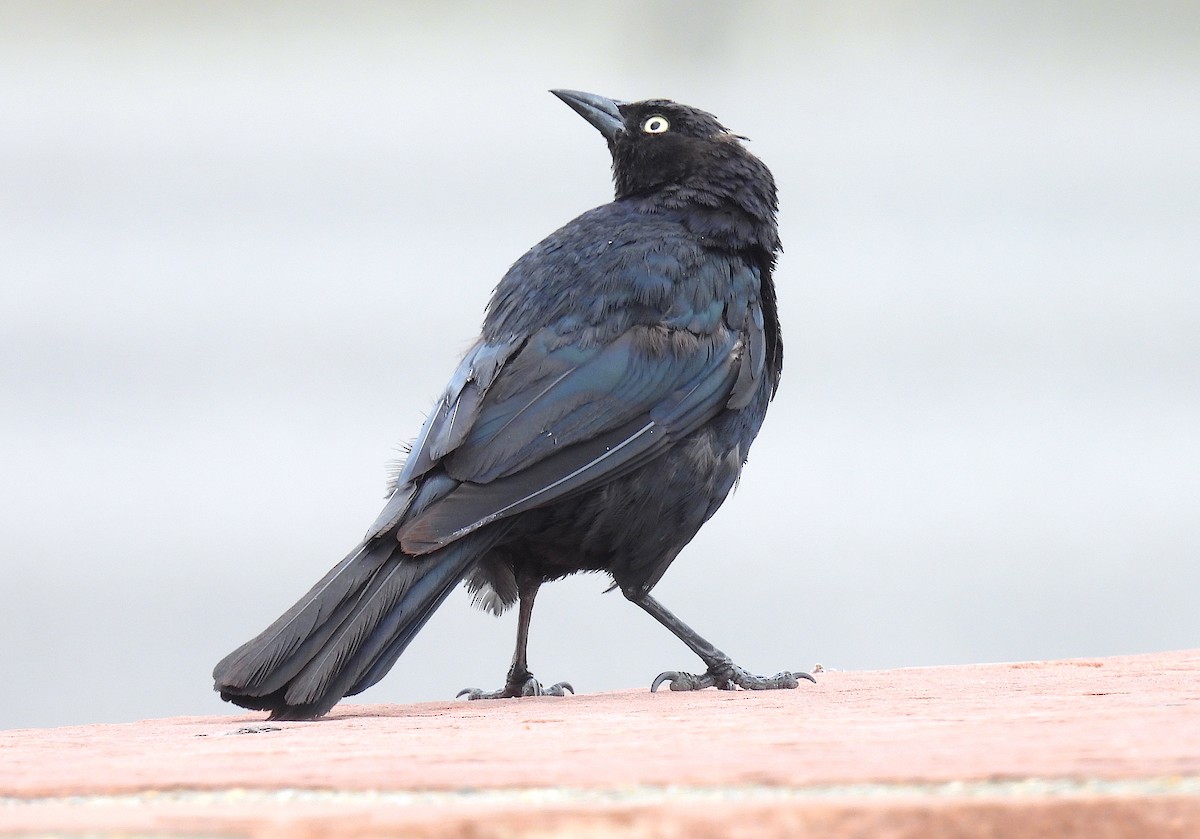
[
  {"x1": 498, "y1": 574, "x2": 541, "y2": 691},
  {"x1": 625, "y1": 588, "x2": 815, "y2": 692},
  {"x1": 457, "y1": 574, "x2": 573, "y2": 700}
]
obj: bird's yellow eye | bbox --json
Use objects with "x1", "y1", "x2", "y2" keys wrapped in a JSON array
[{"x1": 642, "y1": 115, "x2": 670, "y2": 134}]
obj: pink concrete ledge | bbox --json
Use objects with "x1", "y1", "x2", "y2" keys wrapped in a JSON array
[{"x1": 2, "y1": 649, "x2": 1199, "y2": 837}]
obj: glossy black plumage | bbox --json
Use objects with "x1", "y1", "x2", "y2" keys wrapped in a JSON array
[{"x1": 213, "y1": 90, "x2": 808, "y2": 720}]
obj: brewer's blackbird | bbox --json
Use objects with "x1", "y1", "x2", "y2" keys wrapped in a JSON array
[{"x1": 213, "y1": 89, "x2": 812, "y2": 720}]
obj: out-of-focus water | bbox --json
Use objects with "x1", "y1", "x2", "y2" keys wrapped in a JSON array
[{"x1": 2, "y1": 2, "x2": 1197, "y2": 729}]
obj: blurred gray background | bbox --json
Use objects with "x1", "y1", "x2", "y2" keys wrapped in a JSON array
[{"x1": 2, "y1": 1, "x2": 1197, "y2": 730}]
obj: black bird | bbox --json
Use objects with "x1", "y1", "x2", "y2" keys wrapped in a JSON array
[{"x1": 213, "y1": 89, "x2": 812, "y2": 720}]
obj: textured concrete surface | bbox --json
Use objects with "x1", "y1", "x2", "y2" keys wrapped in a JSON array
[{"x1": 2, "y1": 650, "x2": 1198, "y2": 837}]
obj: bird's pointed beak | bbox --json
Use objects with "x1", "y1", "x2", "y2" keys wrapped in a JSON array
[{"x1": 551, "y1": 89, "x2": 626, "y2": 142}]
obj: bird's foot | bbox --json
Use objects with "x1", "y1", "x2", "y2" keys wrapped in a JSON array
[
  {"x1": 457, "y1": 676, "x2": 574, "y2": 700},
  {"x1": 650, "y1": 660, "x2": 816, "y2": 692}
]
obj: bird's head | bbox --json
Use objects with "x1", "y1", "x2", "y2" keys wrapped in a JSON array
[{"x1": 551, "y1": 89, "x2": 777, "y2": 245}]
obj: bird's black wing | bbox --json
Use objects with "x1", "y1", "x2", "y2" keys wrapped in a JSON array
[{"x1": 369, "y1": 259, "x2": 767, "y2": 555}]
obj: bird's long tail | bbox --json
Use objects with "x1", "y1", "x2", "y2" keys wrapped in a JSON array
[{"x1": 213, "y1": 530, "x2": 493, "y2": 720}]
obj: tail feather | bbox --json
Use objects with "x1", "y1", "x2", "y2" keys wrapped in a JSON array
[
  {"x1": 280, "y1": 549, "x2": 416, "y2": 706},
  {"x1": 346, "y1": 559, "x2": 467, "y2": 696},
  {"x1": 213, "y1": 542, "x2": 383, "y2": 693},
  {"x1": 283, "y1": 542, "x2": 479, "y2": 709},
  {"x1": 213, "y1": 531, "x2": 495, "y2": 720}
]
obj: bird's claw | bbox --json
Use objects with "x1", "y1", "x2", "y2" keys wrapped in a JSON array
[
  {"x1": 651, "y1": 664, "x2": 816, "y2": 693},
  {"x1": 538, "y1": 680, "x2": 573, "y2": 697},
  {"x1": 457, "y1": 677, "x2": 574, "y2": 700},
  {"x1": 651, "y1": 670, "x2": 717, "y2": 691}
]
